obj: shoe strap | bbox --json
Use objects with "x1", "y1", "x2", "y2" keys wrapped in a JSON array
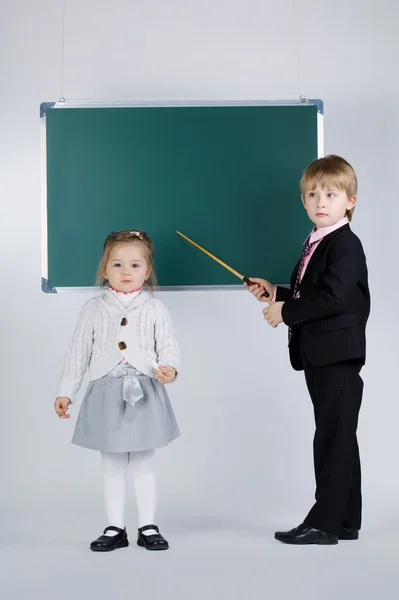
[
  {"x1": 104, "y1": 526, "x2": 125, "y2": 534},
  {"x1": 138, "y1": 524, "x2": 159, "y2": 534}
]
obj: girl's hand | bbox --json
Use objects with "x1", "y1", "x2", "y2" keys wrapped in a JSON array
[
  {"x1": 154, "y1": 366, "x2": 177, "y2": 384},
  {"x1": 245, "y1": 277, "x2": 275, "y2": 303},
  {"x1": 54, "y1": 397, "x2": 71, "y2": 418}
]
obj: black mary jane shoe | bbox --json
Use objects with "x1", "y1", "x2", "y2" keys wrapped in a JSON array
[
  {"x1": 90, "y1": 526, "x2": 129, "y2": 552},
  {"x1": 137, "y1": 524, "x2": 169, "y2": 551}
]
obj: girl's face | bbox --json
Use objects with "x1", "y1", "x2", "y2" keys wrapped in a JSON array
[{"x1": 103, "y1": 243, "x2": 151, "y2": 292}]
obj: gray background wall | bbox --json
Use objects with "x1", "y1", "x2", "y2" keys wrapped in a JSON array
[{"x1": 1, "y1": 1, "x2": 398, "y2": 598}]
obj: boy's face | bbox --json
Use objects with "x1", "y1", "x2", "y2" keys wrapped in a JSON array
[
  {"x1": 103, "y1": 242, "x2": 151, "y2": 292},
  {"x1": 301, "y1": 184, "x2": 356, "y2": 229}
]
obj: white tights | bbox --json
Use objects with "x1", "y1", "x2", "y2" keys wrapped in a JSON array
[{"x1": 101, "y1": 450, "x2": 157, "y2": 536}]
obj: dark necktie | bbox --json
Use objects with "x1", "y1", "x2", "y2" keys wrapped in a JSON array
[{"x1": 288, "y1": 235, "x2": 314, "y2": 343}]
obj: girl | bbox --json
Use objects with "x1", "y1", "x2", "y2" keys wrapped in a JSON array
[{"x1": 54, "y1": 230, "x2": 180, "y2": 552}]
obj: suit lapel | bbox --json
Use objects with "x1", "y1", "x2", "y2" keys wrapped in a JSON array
[
  {"x1": 301, "y1": 223, "x2": 350, "y2": 282},
  {"x1": 303, "y1": 237, "x2": 327, "y2": 277},
  {"x1": 291, "y1": 259, "x2": 300, "y2": 288}
]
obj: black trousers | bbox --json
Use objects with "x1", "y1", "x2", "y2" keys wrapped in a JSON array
[{"x1": 301, "y1": 357, "x2": 363, "y2": 535}]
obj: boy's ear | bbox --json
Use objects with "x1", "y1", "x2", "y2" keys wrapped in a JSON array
[
  {"x1": 347, "y1": 195, "x2": 357, "y2": 210},
  {"x1": 301, "y1": 194, "x2": 307, "y2": 210}
]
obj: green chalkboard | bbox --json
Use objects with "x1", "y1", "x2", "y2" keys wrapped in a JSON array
[{"x1": 41, "y1": 101, "x2": 322, "y2": 291}]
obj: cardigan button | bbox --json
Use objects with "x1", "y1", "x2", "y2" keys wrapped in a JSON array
[
  {"x1": 121, "y1": 318, "x2": 128, "y2": 326},
  {"x1": 118, "y1": 341, "x2": 127, "y2": 350}
]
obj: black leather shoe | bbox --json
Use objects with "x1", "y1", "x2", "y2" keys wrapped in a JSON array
[
  {"x1": 339, "y1": 528, "x2": 359, "y2": 540},
  {"x1": 137, "y1": 524, "x2": 169, "y2": 551},
  {"x1": 274, "y1": 523, "x2": 338, "y2": 545},
  {"x1": 90, "y1": 526, "x2": 129, "y2": 552}
]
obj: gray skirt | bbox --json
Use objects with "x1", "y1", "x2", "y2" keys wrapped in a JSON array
[{"x1": 72, "y1": 365, "x2": 181, "y2": 452}]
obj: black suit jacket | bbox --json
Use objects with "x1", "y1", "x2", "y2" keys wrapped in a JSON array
[{"x1": 276, "y1": 224, "x2": 370, "y2": 371}]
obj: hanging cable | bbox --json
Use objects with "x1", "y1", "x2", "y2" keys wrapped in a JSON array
[
  {"x1": 59, "y1": 0, "x2": 67, "y2": 102},
  {"x1": 292, "y1": 0, "x2": 306, "y2": 101}
]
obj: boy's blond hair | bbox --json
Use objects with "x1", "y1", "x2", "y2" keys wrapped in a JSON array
[{"x1": 300, "y1": 155, "x2": 358, "y2": 221}]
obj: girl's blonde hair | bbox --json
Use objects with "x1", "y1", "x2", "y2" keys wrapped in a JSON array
[
  {"x1": 300, "y1": 155, "x2": 358, "y2": 221},
  {"x1": 96, "y1": 229, "x2": 157, "y2": 291}
]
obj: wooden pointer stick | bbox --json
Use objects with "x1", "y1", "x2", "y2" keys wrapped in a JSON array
[{"x1": 176, "y1": 230, "x2": 269, "y2": 298}]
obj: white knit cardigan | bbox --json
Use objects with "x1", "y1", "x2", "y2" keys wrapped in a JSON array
[{"x1": 57, "y1": 290, "x2": 180, "y2": 402}]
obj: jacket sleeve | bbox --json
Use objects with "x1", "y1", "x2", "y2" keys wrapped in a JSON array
[
  {"x1": 276, "y1": 257, "x2": 299, "y2": 302},
  {"x1": 56, "y1": 299, "x2": 95, "y2": 402},
  {"x1": 276, "y1": 286, "x2": 292, "y2": 302},
  {"x1": 153, "y1": 300, "x2": 181, "y2": 375},
  {"x1": 281, "y1": 234, "x2": 366, "y2": 326}
]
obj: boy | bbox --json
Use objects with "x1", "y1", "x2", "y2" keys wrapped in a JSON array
[{"x1": 248, "y1": 155, "x2": 370, "y2": 545}]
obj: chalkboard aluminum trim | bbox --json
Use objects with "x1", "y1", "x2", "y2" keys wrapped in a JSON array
[
  {"x1": 50, "y1": 285, "x2": 261, "y2": 293},
  {"x1": 46, "y1": 284, "x2": 291, "y2": 294},
  {"x1": 47, "y1": 98, "x2": 324, "y2": 113},
  {"x1": 317, "y1": 112, "x2": 324, "y2": 158},
  {"x1": 41, "y1": 114, "x2": 49, "y2": 285}
]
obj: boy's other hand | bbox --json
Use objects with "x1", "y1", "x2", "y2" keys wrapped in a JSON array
[{"x1": 263, "y1": 302, "x2": 284, "y2": 327}]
